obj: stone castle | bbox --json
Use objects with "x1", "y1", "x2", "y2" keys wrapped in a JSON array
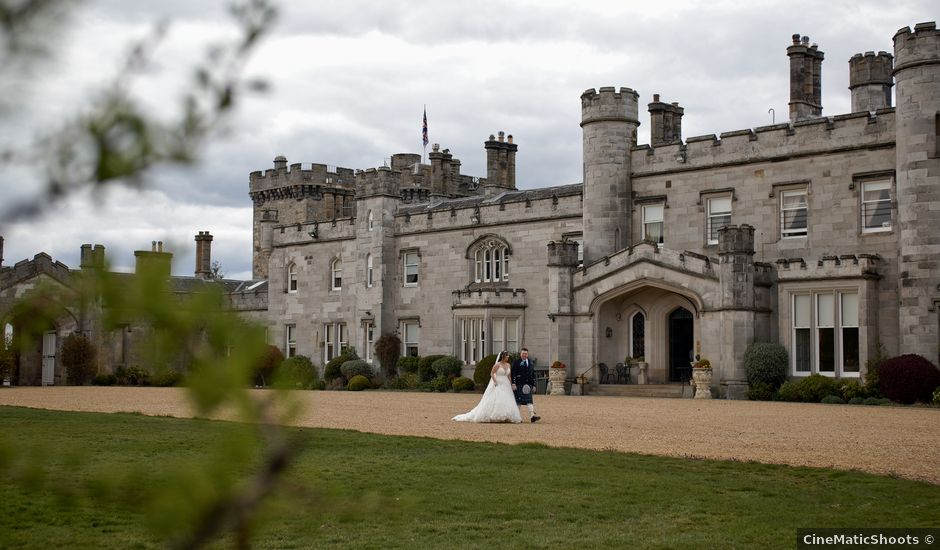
[{"x1": 2, "y1": 22, "x2": 938, "y2": 396}]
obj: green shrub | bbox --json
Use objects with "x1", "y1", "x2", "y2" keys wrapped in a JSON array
[
  {"x1": 877, "y1": 354, "x2": 940, "y2": 404},
  {"x1": 374, "y1": 333, "x2": 401, "y2": 378},
  {"x1": 327, "y1": 377, "x2": 345, "y2": 390},
  {"x1": 397, "y1": 356, "x2": 419, "y2": 374},
  {"x1": 451, "y1": 377, "x2": 475, "y2": 392},
  {"x1": 392, "y1": 373, "x2": 420, "y2": 390},
  {"x1": 776, "y1": 380, "x2": 801, "y2": 402},
  {"x1": 933, "y1": 387, "x2": 940, "y2": 407},
  {"x1": 151, "y1": 370, "x2": 182, "y2": 387},
  {"x1": 277, "y1": 355, "x2": 318, "y2": 389},
  {"x1": 123, "y1": 366, "x2": 150, "y2": 386},
  {"x1": 310, "y1": 379, "x2": 327, "y2": 391},
  {"x1": 0, "y1": 346, "x2": 15, "y2": 383},
  {"x1": 418, "y1": 355, "x2": 447, "y2": 382},
  {"x1": 253, "y1": 345, "x2": 284, "y2": 387},
  {"x1": 747, "y1": 382, "x2": 777, "y2": 401},
  {"x1": 431, "y1": 356, "x2": 463, "y2": 379},
  {"x1": 796, "y1": 374, "x2": 839, "y2": 403},
  {"x1": 430, "y1": 375, "x2": 450, "y2": 392},
  {"x1": 62, "y1": 333, "x2": 97, "y2": 385},
  {"x1": 324, "y1": 347, "x2": 359, "y2": 382},
  {"x1": 347, "y1": 374, "x2": 370, "y2": 391},
  {"x1": 848, "y1": 397, "x2": 866, "y2": 405},
  {"x1": 92, "y1": 373, "x2": 117, "y2": 386},
  {"x1": 876, "y1": 398, "x2": 893, "y2": 406},
  {"x1": 340, "y1": 359, "x2": 373, "y2": 381},
  {"x1": 473, "y1": 354, "x2": 498, "y2": 387},
  {"x1": 863, "y1": 397, "x2": 881, "y2": 406},
  {"x1": 863, "y1": 345, "x2": 887, "y2": 398},
  {"x1": 744, "y1": 342, "x2": 788, "y2": 390},
  {"x1": 837, "y1": 379, "x2": 865, "y2": 401},
  {"x1": 821, "y1": 395, "x2": 845, "y2": 405}
]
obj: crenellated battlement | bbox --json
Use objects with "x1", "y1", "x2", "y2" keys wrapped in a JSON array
[
  {"x1": 0, "y1": 252, "x2": 73, "y2": 289},
  {"x1": 775, "y1": 254, "x2": 882, "y2": 281},
  {"x1": 849, "y1": 51, "x2": 894, "y2": 86},
  {"x1": 248, "y1": 158, "x2": 356, "y2": 194},
  {"x1": 580, "y1": 87, "x2": 640, "y2": 126},
  {"x1": 356, "y1": 166, "x2": 401, "y2": 198},
  {"x1": 893, "y1": 21, "x2": 940, "y2": 72},
  {"x1": 631, "y1": 108, "x2": 895, "y2": 174}
]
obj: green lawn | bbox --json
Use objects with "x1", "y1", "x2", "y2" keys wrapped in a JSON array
[{"x1": 1, "y1": 406, "x2": 937, "y2": 549}]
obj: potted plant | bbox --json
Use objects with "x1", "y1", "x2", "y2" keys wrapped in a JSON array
[
  {"x1": 549, "y1": 361, "x2": 567, "y2": 395},
  {"x1": 691, "y1": 356, "x2": 713, "y2": 399}
]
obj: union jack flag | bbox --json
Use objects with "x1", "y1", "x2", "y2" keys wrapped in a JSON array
[{"x1": 422, "y1": 108, "x2": 429, "y2": 148}]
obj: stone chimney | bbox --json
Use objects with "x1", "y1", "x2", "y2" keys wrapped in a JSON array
[
  {"x1": 194, "y1": 231, "x2": 213, "y2": 279},
  {"x1": 648, "y1": 94, "x2": 684, "y2": 146},
  {"x1": 80, "y1": 244, "x2": 106, "y2": 269},
  {"x1": 134, "y1": 240, "x2": 173, "y2": 279},
  {"x1": 788, "y1": 34, "x2": 825, "y2": 121},
  {"x1": 483, "y1": 131, "x2": 518, "y2": 193}
]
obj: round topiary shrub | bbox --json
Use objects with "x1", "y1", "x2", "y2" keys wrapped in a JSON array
[
  {"x1": 341, "y1": 359, "x2": 374, "y2": 381},
  {"x1": 310, "y1": 379, "x2": 327, "y2": 391},
  {"x1": 451, "y1": 376, "x2": 475, "y2": 392},
  {"x1": 278, "y1": 355, "x2": 318, "y2": 389},
  {"x1": 151, "y1": 369, "x2": 182, "y2": 387},
  {"x1": 347, "y1": 374, "x2": 370, "y2": 391},
  {"x1": 877, "y1": 354, "x2": 940, "y2": 404},
  {"x1": 876, "y1": 398, "x2": 893, "y2": 406},
  {"x1": 431, "y1": 356, "x2": 463, "y2": 379},
  {"x1": 821, "y1": 395, "x2": 845, "y2": 405},
  {"x1": 747, "y1": 382, "x2": 777, "y2": 401},
  {"x1": 744, "y1": 342, "x2": 789, "y2": 391},
  {"x1": 61, "y1": 333, "x2": 97, "y2": 385},
  {"x1": 324, "y1": 348, "x2": 359, "y2": 383},
  {"x1": 430, "y1": 375, "x2": 450, "y2": 392},
  {"x1": 798, "y1": 374, "x2": 839, "y2": 402},
  {"x1": 397, "y1": 356, "x2": 419, "y2": 374},
  {"x1": 863, "y1": 397, "x2": 881, "y2": 406},
  {"x1": 474, "y1": 354, "x2": 498, "y2": 387},
  {"x1": 418, "y1": 355, "x2": 446, "y2": 382},
  {"x1": 92, "y1": 373, "x2": 117, "y2": 386},
  {"x1": 776, "y1": 380, "x2": 802, "y2": 402},
  {"x1": 847, "y1": 397, "x2": 865, "y2": 405}
]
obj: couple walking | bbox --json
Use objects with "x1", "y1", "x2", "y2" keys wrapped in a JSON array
[{"x1": 453, "y1": 348, "x2": 541, "y2": 423}]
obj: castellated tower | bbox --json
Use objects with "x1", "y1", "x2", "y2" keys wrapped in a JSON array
[
  {"x1": 580, "y1": 87, "x2": 639, "y2": 264},
  {"x1": 354, "y1": 167, "x2": 401, "y2": 338},
  {"x1": 893, "y1": 21, "x2": 940, "y2": 363},
  {"x1": 849, "y1": 51, "x2": 894, "y2": 112},
  {"x1": 788, "y1": 34, "x2": 825, "y2": 121}
]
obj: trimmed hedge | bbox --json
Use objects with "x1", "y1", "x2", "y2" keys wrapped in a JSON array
[
  {"x1": 418, "y1": 355, "x2": 447, "y2": 382},
  {"x1": 821, "y1": 395, "x2": 845, "y2": 405},
  {"x1": 151, "y1": 370, "x2": 183, "y2": 387},
  {"x1": 431, "y1": 356, "x2": 463, "y2": 379},
  {"x1": 277, "y1": 355, "x2": 318, "y2": 389},
  {"x1": 324, "y1": 348, "x2": 359, "y2": 383},
  {"x1": 397, "y1": 356, "x2": 419, "y2": 374},
  {"x1": 878, "y1": 354, "x2": 940, "y2": 404},
  {"x1": 744, "y1": 342, "x2": 788, "y2": 392},
  {"x1": 340, "y1": 359, "x2": 374, "y2": 381},
  {"x1": 474, "y1": 354, "x2": 498, "y2": 387},
  {"x1": 776, "y1": 374, "x2": 839, "y2": 403},
  {"x1": 430, "y1": 375, "x2": 450, "y2": 392},
  {"x1": 452, "y1": 377, "x2": 475, "y2": 392},
  {"x1": 347, "y1": 374, "x2": 370, "y2": 391}
]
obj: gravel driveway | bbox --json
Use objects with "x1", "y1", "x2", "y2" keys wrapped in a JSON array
[{"x1": 2, "y1": 387, "x2": 939, "y2": 484}]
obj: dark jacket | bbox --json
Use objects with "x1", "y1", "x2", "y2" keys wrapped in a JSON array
[{"x1": 511, "y1": 357, "x2": 536, "y2": 403}]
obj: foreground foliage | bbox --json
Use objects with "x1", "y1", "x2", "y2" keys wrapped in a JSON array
[{"x1": 1, "y1": 407, "x2": 939, "y2": 549}]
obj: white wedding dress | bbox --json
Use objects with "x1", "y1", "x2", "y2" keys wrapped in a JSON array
[{"x1": 453, "y1": 363, "x2": 522, "y2": 423}]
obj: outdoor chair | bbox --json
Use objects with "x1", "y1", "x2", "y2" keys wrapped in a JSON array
[
  {"x1": 616, "y1": 362, "x2": 631, "y2": 384},
  {"x1": 599, "y1": 362, "x2": 615, "y2": 384}
]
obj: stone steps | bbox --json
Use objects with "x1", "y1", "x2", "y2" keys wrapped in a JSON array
[{"x1": 585, "y1": 383, "x2": 687, "y2": 398}]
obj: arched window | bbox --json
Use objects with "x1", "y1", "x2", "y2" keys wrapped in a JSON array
[
  {"x1": 366, "y1": 254, "x2": 374, "y2": 288},
  {"x1": 287, "y1": 263, "x2": 298, "y2": 293},
  {"x1": 470, "y1": 236, "x2": 511, "y2": 283},
  {"x1": 630, "y1": 312, "x2": 645, "y2": 359},
  {"x1": 367, "y1": 210, "x2": 374, "y2": 231},
  {"x1": 331, "y1": 258, "x2": 342, "y2": 290}
]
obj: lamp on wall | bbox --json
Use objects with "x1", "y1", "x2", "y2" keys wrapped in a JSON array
[{"x1": 605, "y1": 327, "x2": 613, "y2": 338}]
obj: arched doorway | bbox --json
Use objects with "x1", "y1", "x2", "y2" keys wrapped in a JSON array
[{"x1": 668, "y1": 307, "x2": 693, "y2": 382}]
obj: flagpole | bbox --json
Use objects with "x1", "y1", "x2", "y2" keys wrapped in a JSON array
[{"x1": 422, "y1": 104, "x2": 428, "y2": 165}]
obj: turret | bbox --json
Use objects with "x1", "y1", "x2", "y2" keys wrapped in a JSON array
[
  {"x1": 580, "y1": 87, "x2": 639, "y2": 263},
  {"x1": 849, "y1": 51, "x2": 893, "y2": 112},
  {"x1": 788, "y1": 34, "x2": 825, "y2": 121},
  {"x1": 893, "y1": 21, "x2": 940, "y2": 362},
  {"x1": 648, "y1": 94, "x2": 684, "y2": 147}
]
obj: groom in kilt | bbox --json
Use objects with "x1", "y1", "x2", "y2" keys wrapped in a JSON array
[{"x1": 511, "y1": 348, "x2": 541, "y2": 423}]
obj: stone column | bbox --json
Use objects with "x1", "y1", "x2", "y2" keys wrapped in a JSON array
[
  {"x1": 717, "y1": 225, "x2": 756, "y2": 399},
  {"x1": 547, "y1": 240, "x2": 579, "y2": 385}
]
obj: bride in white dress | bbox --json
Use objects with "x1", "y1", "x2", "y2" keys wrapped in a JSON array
[{"x1": 453, "y1": 351, "x2": 522, "y2": 423}]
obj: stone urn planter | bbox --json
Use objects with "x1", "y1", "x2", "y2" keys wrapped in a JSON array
[
  {"x1": 549, "y1": 362, "x2": 567, "y2": 396},
  {"x1": 691, "y1": 360, "x2": 713, "y2": 399},
  {"x1": 636, "y1": 361, "x2": 648, "y2": 385}
]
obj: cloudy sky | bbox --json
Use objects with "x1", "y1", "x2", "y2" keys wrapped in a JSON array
[{"x1": 0, "y1": 0, "x2": 933, "y2": 280}]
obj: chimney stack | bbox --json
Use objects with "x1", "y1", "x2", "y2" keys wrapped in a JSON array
[
  {"x1": 134, "y1": 240, "x2": 173, "y2": 279},
  {"x1": 788, "y1": 34, "x2": 825, "y2": 121},
  {"x1": 195, "y1": 231, "x2": 214, "y2": 279},
  {"x1": 483, "y1": 131, "x2": 518, "y2": 194},
  {"x1": 648, "y1": 94, "x2": 684, "y2": 146}
]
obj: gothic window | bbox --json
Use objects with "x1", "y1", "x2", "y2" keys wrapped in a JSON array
[
  {"x1": 706, "y1": 196, "x2": 732, "y2": 245},
  {"x1": 366, "y1": 254, "x2": 374, "y2": 288},
  {"x1": 331, "y1": 258, "x2": 342, "y2": 290},
  {"x1": 470, "y1": 237, "x2": 511, "y2": 283},
  {"x1": 642, "y1": 204, "x2": 664, "y2": 245},
  {"x1": 630, "y1": 312, "x2": 645, "y2": 359},
  {"x1": 287, "y1": 263, "x2": 298, "y2": 293},
  {"x1": 860, "y1": 180, "x2": 892, "y2": 232},
  {"x1": 780, "y1": 189, "x2": 808, "y2": 238}
]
